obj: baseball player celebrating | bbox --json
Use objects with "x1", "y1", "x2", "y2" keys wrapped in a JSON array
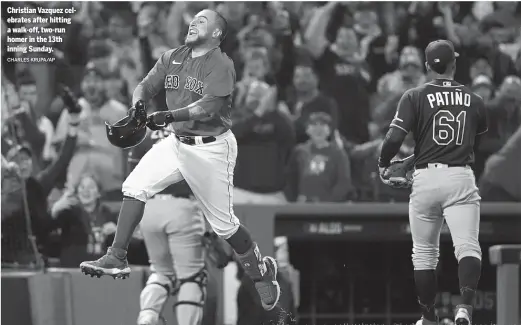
[
  {"x1": 378, "y1": 40, "x2": 488, "y2": 325},
  {"x1": 80, "y1": 9, "x2": 281, "y2": 311},
  {"x1": 130, "y1": 128, "x2": 207, "y2": 325}
]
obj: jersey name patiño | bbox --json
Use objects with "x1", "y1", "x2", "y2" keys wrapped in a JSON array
[{"x1": 390, "y1": 79, "x2": 488, "y2": 166}]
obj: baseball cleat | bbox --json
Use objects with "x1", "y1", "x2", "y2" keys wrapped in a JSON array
[
  {"x1": 455, "y1": 305, "x2": 471, "y2": 325},
  {"x1": 255, "y1": 256, "x2": 281, "y2": 311},
  {"x1": 80, "y1": 248, "x2": 131, "y2": 279}
]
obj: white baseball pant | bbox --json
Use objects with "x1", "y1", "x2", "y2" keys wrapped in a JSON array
[
  {"x1": 122, "y1": 130, "x2": 241, "y2": 238},
  {"x1": 409, "y1": 165, "x2": 482, "y2": 270},
  {"x1": 138, "y1": 195, "x2": 206, "y2": 325}
]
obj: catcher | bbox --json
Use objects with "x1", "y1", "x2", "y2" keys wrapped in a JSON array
[{"x1": 131, "y1": 128, "x2": 233, "y2": 325}]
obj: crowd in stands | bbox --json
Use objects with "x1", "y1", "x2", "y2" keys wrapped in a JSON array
[{"x1": 1, "y1": 1, "x2": 521, "y2": 268}]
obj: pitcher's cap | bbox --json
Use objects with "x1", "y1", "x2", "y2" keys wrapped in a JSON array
[{"x1": 425, "y1": 39, "x2": 459, "y2": 73}]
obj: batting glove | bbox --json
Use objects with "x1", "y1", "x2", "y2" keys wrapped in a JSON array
[
  {"x1": 129, "y1": 100, "x2": 148, "y2": 125},
  {"x1": 146, "y1": 111, "x2": 175, "y2": 131}
]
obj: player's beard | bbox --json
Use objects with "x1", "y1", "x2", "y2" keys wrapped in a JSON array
[{"x1": 185, "y1": 33, "x2": 206, "y2": 48}]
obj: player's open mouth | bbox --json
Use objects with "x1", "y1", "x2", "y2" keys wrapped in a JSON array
[{"x1": 188, "y1": 28, "x2": 198, "y2": 36}]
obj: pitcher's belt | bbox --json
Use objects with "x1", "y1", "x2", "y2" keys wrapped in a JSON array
[{"x1": 416, "y1": 163, "x2": 468, "y2": 169}]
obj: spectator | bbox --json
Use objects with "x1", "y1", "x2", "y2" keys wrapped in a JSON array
[
  {"x1": 136, "y1": 3, "x2": 171, "y2": 62},
  {"x1": 1, "y1": 103, "x2": 46, "y2": 174},
  {"x1": 287, "y1": 63, "x2": 339, "y2": 144},
  {"x1": 234, "y1": 48, "x2": 273, "y2": 109},
  {"x1": 1, "y1": 157, "x2": 22, "y2": 222},
  {"x1": 232, "y1": 81, "x2": 295, "y2": 204},
  {"x1": 49, "y1": 173, "x2": 116, "y2": 267},
  {"x1": 487, "y1": 76, "x2": 521, "y2": 146},
  {"x1": 480, "y1": 124, "x2": 521, "y2": 202},
  {"x1": 471, "y1": 75, "x2": 495, "y2": 103},
  {"x1": 106, "y1": 10, "x2": 143, "y2": 99},
  {"x1": 53, "y1": 63, "x2": 127, "y2": 196},
  {"x1": 474, "y1": 29, "x2": 519, "y2": 87},
  {"x1": 355, "y1": 5, "x2": 397, "y2": 90},
  {"x1": 285, "y1": 112, "x2": 352, "y2": 203},
  {"x1": 220, "y1": 2, "x2": 252, "y2": 60},
  {"x1": 305, "y1": 3, "x2": 372, "y2": 144},
  {"x1": 468, "y1": 56, "x2": 495, "y2": 86},
  {"x1": 498, "y1": 27, "x2": 521, "y2": 63},
  {"x1": 376, "y1": 46, "x2": 426, "y2": 101},
  {"x1": 397, "y1": 3, "x2": 442, "y2": 52},
  {"x1": 16, "y1": 71, "x2": 56, "y2": 164},
  {"x1": 105, "y1": 69, "x2": 129, "y2": 105},
  {"x1": 475, "y1": 76, "x2": 521, "y2": 180},
  {"x1": 480, "y1": 2, "x2": 521, "y2": 32},
  {"x1": 5, "y1": 2, "x2": 71, "y2": 120},
  {"x1": 1, "y1": 103, "x2": 80, "y2": 266}
]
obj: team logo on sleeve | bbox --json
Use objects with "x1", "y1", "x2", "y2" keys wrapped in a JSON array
[
  {"x1": 184, "y1": 76, "x2": 204, "y2": 96},
  {"x1": 165, "y1": 75, "x2": 180, "y2": 89}
]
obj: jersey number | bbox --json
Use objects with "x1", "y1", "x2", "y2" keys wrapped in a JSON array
[
  {"x1": 150, "y1": 129, "x2": 170, "y2": 140},
  {"x1": 432, "y1": 110, "x2": 466, "y2": 146}
]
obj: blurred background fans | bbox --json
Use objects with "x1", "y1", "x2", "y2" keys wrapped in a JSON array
[{"x1": 2, "y1": 2, "x2": 520, "y2": 325}]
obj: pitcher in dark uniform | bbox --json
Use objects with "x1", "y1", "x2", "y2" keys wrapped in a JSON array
[
  {"x1": 378, "y1": 40, "x2": 488, "y2": 325},
  {"x1": 80, "y1": 9, "x2": 281, "y2": 312}
]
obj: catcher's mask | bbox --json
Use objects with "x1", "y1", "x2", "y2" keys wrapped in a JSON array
[{"x1": 105, "y1": 114, "x2": 146, "y2": 149}]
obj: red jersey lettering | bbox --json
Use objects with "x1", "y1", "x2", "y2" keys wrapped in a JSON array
[{"x1": 135, "y1": 46, "x2": 236, "y2": 137}]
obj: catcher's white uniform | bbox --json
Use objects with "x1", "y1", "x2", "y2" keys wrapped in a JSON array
[{"x1": 130, "y1": 129, "x2": 207, "y2": 325}]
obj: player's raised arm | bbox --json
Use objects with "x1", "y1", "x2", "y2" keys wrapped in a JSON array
[
  {"x1": 132, "y1": 50, "x2": 173, "y2": 104},
  {"x1": 146, "y1": 63, "x2": 235, "y2": 127},
  {"x1": 378, "y1": 90, "x2": 415, "y2": 168}
]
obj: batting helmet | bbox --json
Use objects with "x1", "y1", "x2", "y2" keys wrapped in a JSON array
[{"x1": 105, "y1": 114, "x2": 146, "y2": 149}]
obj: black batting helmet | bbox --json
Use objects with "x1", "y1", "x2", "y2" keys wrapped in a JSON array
[{"x1": 105, "y1": 114, "x2": 147, "y2": 149}]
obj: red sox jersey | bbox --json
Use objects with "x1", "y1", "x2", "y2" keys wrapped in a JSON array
[
  {"x1": 391, "y1": 78, "x2": 488, "y2": 166},
  {"x1": 140, "y1": 45, "x2": 236, "y2": 136}
]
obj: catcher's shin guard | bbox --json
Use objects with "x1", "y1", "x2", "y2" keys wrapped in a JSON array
[
  {"x1": 138, "y1": 273, "x2": 174, "y2": 325},
  {"x1": 174, "y1": 268, "x2": 208, "y2": 325}
]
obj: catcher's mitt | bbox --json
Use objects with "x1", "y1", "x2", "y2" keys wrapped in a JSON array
[
  {"x1": 381, "y1": 159, "x2": 414, "y2": 188},
  {"x1": 202, "y1": 231, "x2": 233, "y2": 269}
]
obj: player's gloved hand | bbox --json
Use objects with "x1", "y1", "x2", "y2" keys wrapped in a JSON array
[
  {"x1": 378, "y1": 159, "x2": 411, "y2": 189},
  {"x1": 129, "y1": 100, "x2": 148, "y2": 125},
  {"x1": 146, "y1": 111, "x2": 175, "y2": 131},
  {"x1": 379, "y1": 166, "x2": 409, "y2": 188}
]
